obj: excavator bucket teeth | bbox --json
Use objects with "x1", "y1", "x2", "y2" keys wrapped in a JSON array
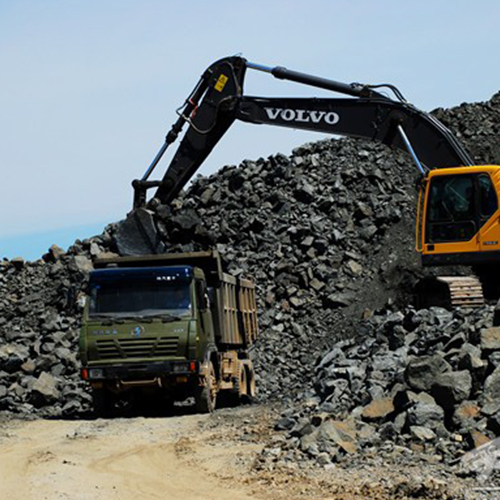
[{"x1": 415, "y1": 276, "x2": 484, "y2": 310}]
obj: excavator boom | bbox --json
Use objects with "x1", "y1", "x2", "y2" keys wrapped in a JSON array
[{"x1": 133, "y1": 56, "x2": 473, "y2": 208}]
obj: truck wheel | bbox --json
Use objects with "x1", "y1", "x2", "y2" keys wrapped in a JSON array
[
  {"x1": 195, "y1": 362, "x2": 217, "y2": 413},
  {"x1": 92, "y1": 388, "x2": 114, "y2": 417}
]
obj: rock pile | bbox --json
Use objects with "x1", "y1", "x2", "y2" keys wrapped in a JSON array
[
  {"x1": 434, "y1": 92, "x2": 500, "y2": 166},
  {"x1": 0, "y1": 249, "x2": 96, "y2": 416},
  {"x1": 269, "y1": 304, "x2": 500, "y2": 466},
  {"x1": 0, "y1": 91, "x2": 500, "y2": 424}
]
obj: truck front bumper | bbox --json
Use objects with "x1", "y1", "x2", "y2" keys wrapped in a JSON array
[{"x1": 81, "y1": 360, "x2": 198, "y2": 381}]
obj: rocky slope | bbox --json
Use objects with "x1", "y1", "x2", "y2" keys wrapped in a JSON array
[{"x1": 268, "y1": 304, "x2": 500, "y2": 469}]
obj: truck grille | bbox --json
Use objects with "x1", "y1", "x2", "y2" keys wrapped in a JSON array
[{"x1": 95, "y1": 337, "x2": 179, "y2": 360}]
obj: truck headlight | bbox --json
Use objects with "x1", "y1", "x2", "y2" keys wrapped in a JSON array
[
  {"x1": 89, "y1": 368, "x2": 104, "y2": 379},
  {"x1": 172, "y1": 363, "x2": 188, "y2": 373}
]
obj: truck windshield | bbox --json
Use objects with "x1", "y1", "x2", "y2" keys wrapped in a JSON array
[{"x1": 88, "y1": 268, "x2": 192, "y2": 318}]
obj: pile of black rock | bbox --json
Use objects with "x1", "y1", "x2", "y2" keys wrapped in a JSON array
[
  {"x1": 0, "y1": 91, "x2": 500, "y2": 434},
  {"x1": 0, "y1": 247, "x2": 116, "y2": 416},
  {"x1": 268, "y1": 304, "x2": 500, "y2": 467}
]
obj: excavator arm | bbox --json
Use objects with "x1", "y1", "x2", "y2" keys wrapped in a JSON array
[{"x1": 132, "y1": 56, "x2": 474, "y2": 208}]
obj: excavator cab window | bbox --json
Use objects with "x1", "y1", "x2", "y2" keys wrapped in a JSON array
[
  {"x1": 426, "y1": 173, "x2": 498, "y2": 244},
  {"x1": 426, "y1": 175, "x2": 476, "y2": 243}
]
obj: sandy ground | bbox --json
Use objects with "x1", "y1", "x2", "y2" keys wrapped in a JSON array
[
  {"x1": 0, "y1": 406, "x2": 271, "y2": 500},
  {"x1": 0, "y1": 405, "x2": 485, "y2": 500}
]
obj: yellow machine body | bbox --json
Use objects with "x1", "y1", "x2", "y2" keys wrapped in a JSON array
[{"x1": 418, "y1": 165, "x2": 500, "y2": 267}]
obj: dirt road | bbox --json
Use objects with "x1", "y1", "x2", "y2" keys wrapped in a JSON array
[
  {"x1": 0, "y1": 405, "x2": 478, "y2": 500},
  {"x1": 0, "y1": 406, "x2": 274, "y2": 500}
]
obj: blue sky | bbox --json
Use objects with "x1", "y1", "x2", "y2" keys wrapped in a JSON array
[{"x1": 2, "y1": 0, "x2": 500, "y2": 260}]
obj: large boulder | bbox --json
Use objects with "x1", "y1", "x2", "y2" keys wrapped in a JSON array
[
  {"x1": 30, "y1": 372, "x2": 60, "y2": 406},
  {"x1": 481, "y1": 327, "x2": 500, "y2": 351},
  {"x1": 405, "y1": 354, "x2": 451, "y2": 392},
  {"x1": 431, "y1": 370, "x2": 472, "y2": 410},
  {"x1": 482, "y1": 366, "x2": 500, "y2": 406}
]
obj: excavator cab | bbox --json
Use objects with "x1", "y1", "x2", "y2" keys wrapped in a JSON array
[{"x1": 418, "y1": 166, "x2": 500, "y2": 267}]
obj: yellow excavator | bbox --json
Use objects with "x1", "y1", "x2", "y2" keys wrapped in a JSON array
[
  {"x1": 130, "y1": 56, "x2": 500, "y2": 309},
  {"x1": 416, "y1": 166, "x2": 500, "y2": 308}
]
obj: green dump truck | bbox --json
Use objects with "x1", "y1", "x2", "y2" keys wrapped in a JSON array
[{"x1": 79, "y1": 251, "x2": 258, "y2": 414}]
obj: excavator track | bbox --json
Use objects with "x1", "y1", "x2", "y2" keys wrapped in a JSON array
[
  {"x1": 435, "y1": 276, "x2": 485, "y2": 308},
  {"x1": 415, "y1": 275, "x2": 485, "y2": 310}
]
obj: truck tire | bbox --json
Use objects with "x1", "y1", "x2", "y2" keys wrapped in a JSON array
[
  {"x1": 195, "y1": 362, "x2": 217, "y2": 413},
  {"x1": 92, "y1": 388, "x2": 114, "y2": 417}
]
